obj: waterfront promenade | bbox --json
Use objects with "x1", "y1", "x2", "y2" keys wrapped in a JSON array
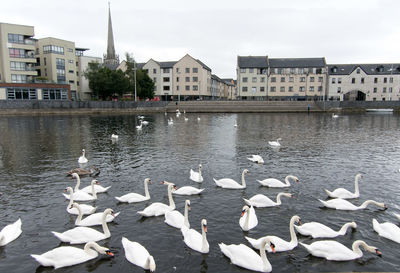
[{"x1": 0, "y1": 100, "x2": 399, "y2": 115}]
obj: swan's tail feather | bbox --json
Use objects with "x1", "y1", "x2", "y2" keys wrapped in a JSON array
[
  {"x1": 218, "y1": 243, "x2": 230, "y2": 258},
  {"x1": 372, "y1": 219, "x2": 380, "y2": 232},
  {"x1": 51, "y1": 231, "x2": 70, "y2": 243},
  {"x1": 113, "y1": 212, "x2": 121, "y2": 218},
  {"x1": 299, "y1": 242, "x2": 311, "y2": 252},
  {"x1": 103, "y1": 186, "x2": 112, "y2": 191},
  {"x1": 324, "y1": 189, "x2": 333, "y2": 197},
  {"x1": 243, "y1": 198, "x2": 252, "y2": 206},
  {"x1": 318, "y1": 199, "x2": 327, "y2": 206},
  {"x1": 115, "y1": 196, "x2": 126, "y2": 202},
  {"x1": 213, "y1": 178, "x2": 219, "y2": 185},
  {"x1": 244, "y1": 236, "x2": 258, "y2": 248},
  {"x1": 31, "y1": 254, "x2": 54, "y2": 267}
]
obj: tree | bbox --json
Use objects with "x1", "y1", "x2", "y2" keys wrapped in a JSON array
[{"x1": 124, "y1": 53, "x2": 155, "y2": 100}]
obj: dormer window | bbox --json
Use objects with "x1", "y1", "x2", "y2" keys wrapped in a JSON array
[
  {"x1": 376, "y1": 65, "x2": 384, "y2": 72},
  {"x1": 356, "y1": 68, "x2": 360, "y2": 74},
  {"x1": 331, "y1": 66, "x2": 338, "y2": 73}
]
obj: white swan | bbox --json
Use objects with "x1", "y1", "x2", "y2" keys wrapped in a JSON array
[
  {"x1": 197, "y1": 116, "x2": 201, "y2": 121},
  {"x1": 300, "y1": 240, "x2": 382, "y2": 261},
  {"x1": 122, "y1": 237, "x2": 156, "y2": 272},
  {"x1": 78, "y1": 149, "x2": 88, "y2": 164},
  {"x1": 63, "y1": 183, "x2": 97, "y2": 202},
  {"x1": 31, "y1": 241, "x2": 114, "y2": 269},
  {"x1": 172, "y1": 186, "x2": 204, "y2": 195},
  {"x1": 164, "y1": 200, "x2": 191, "y2": 229},
  {"x1": 111, "y1": 134, "x2": 118, "y2": 140},
  {"x1": 168, "y1": 118, "x2": 173, "y2": 125},
  {"x1": 51, "y1": 208, "x2": 114, "y2": 244},
  {"x1": 239, "y1": 205, "x2": 258, "y2": 231},
  {"x1": 332, "y1": 113, "x2": 339, "y2": 118},
  {"x1": 243, "y1": 192, "x2": 292, "y2": 208},
  {"x1": 136, "y1": 120, "x2": 143, "y2": 130},
  {"x1": 137, "y1": 182, "x2": 176, "y2": 217},
  {"x1": 72, "y1": 203, "x2": 120, "y2": 226},
  {"x1": 295, "y1": 221, "x2": 357, "y2": 239},
  {"x1": 181, "y1": 219, "x2": 209, "y2": 253},
  {"x1": 0, "y1": 218, "x2": 22, "y2": 246},
  {"x1": 115, "y1": 178, "x2": 151, "y2": 203},
  {"x1": 184, "y1": 116, "x2": 189, "y2": 121},
  {"x1": 141, "y1": 120, "x2": 149, "y2": 125},
  {"x1": 66, "y1": 188, "x2": 96, "y2": 215},
  {"x1": 372, "y1": 218, "x2": 400, "y2": 243},
  {"x1": 71, "y1": 173, "x2": 107, "y2": 194},
  {"x1": 138, "y1": 115, "x2": 145, "y2": 119},
  {"x1": 190, "y1": 164, "x2": 204, "y2": 183},
  {"x1": 214, "y1": 169, "x2": 249, "y2": 189},
  {"x1": 318, "y1": 198, "x2": 387, "y2": 211},
  {"x1": 246, "y1": 215, "x2": 300, "y2": 252},
  {"x1": 81, "y1": 180, "x2": 111, "y2": 194},
  {"x1": 268, "y1": 138, "x2": 281, "y2": 147},
  {"x1": 219, "y1": 237, "x2": 275, "y2": 273},
  {"x1": 247, "y1": 155, "x2": 264, "y2": 164},
  {"x1": 257, "y1": 175, "x2": 299, "y2": 188},
  {"x1": 325, "y1": 173, "x2": 362, "y2": 199}
]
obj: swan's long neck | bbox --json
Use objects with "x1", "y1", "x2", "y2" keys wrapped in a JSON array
[
  {"x1": 198, "y1": 166, "x2": 202, "y2": 177},
  {"x1": 91, "y1": 181, "x2": 97, "y2": 199},
  {"x1": 338, "y1": 222, "x2": 354, "y2": 236},
  {"x1": 354, "y1": 175, "x2": 360, "y2": 196},
  {"x1": 352, "y1": 240, "x2": 367, "y2": 258},
  {"x1": 144, "y1": 180, "x2": 150, "y2": 198},
  {"x1": 241, "y1": 171, "x2": 246, "y2": 187},
  {"x1": 276, "y1": 193, "x2": 286, "y2": 205},
  {"x1": 288, "y1": 217, "x2": 298, "y2": 245},
  {"x1": 284, "y1": 176, "x2": 292, "y2": 186},
  {"x1": 101, "y1": 211, "x2": 111, "y2": 237},
  {"x1": 360, "y1": 200, "x2": 382, "y2": 209},
  {"x1": 244, "y1": 209, "x2": 250, "y2": 230},
  {"x1": 184, "y1": 203, "x2": 190, "y2": 228},
  {"x1": 167, "y1": 185, "x2": 175, "y2": 209},
  {"x1": 201, "y1": 227, "x2": 208, "y2": 253},
  {"x1": 67, "y1": 189, "x2": 74, "y2": 206},
  {"x1": 74, "y1": 204, "x2": 83, "y2": 225},
  {"x1": 74, "y1": 176, "x2": 81, "y2": 192},
  {"x1": 259, "y1": 240, "x2": 271, "y2": 272},
  {"x1": 84, "y1": 242, "x2": 101, "y2": 257}
]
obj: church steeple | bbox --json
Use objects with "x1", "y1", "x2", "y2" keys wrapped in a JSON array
[{"x1": 103, "y1": 2, "x2": 119, "y2": 70}]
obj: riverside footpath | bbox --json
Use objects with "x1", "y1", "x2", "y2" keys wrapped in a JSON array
[{"x1": 0, "y1": 100, "x2": 400, "y2": 115}]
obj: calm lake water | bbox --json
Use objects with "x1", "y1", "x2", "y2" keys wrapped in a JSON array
[{"x1": 0, "y1": 112, "x2": 399, "y2": 272}]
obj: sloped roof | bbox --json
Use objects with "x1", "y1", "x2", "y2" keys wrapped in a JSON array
[
  {"x1": 328, "y1": 64, "x2": 400, "y2": 75},
  {"x1": 196, "y1": 59, "x2": 211, "y2": 71},
  {"x1": 237, "y1": 56, "x2": 268, "y2": 68},
  {"x1": 160, "y1": 61, "x2": 177, "y2": 68},
  {"x1": 269, "y1": 58, "x2": 326, "y2": 68}
]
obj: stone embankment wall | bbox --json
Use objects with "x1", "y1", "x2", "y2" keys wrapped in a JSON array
[{"x1": 0, "y1": 100, "x2": 399, "y2": 115}]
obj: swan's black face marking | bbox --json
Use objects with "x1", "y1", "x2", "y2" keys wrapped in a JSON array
[
  {"x1": 376, "y1": 249, "x2": 382, "y2": 257},
  {"x1": 64, "y1": 188, "x2": 68, "y2": 192},
  {"x1": 203, "y1": 224, "x2": 207, "y2": 232},
  {"x1": 173, "y1": 186, "x2": 177, "y2": 190},
  {"x1": 270, "y1": 243, "x2": 276, "y2": 253},
  {"x1": 241, "y1": 209, "x2": 246, "y2": 217},
  {"x1": 106, "y1": 250, "x2": 114, "y2": 257},
  {"x1": 94, "y1": 180, "x2": 99, "y2": 185},
  {"x1": 69, "y1": 204, "x2": 74, "y2": 209},
  {"x1": 383, "y1": 205, "x2": 388, "y2": 210},
  {"x1": 297, "y1": 218, "x2": 302, "y2": 225}
]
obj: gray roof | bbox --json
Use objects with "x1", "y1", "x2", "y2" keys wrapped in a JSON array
[
  {"x1": 137, "y1": 63, "x2": 145, "y2": 69},
  {"x1": 328, "y1": 63, "x2": 400, "y2": 75},
  {"x1": 238, "y1": 56, "x2": 268, "y2": 68},
  {"x1": 222, "y1": 78, "x2": 235, "y2": 86},
  {"x1": 160, "y1": 61, "x2": 177, "y2": 68},
  {"x1": 269, "y1": 58, "x2": 326, "y2": 68},
  {"x1": 196, "y1": 59, "x2": 211, "y2": 71}
]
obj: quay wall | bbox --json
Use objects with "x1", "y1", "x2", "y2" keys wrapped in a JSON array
[{"x1": 0, "y1": 100, "x2": 400, "y2": 115}]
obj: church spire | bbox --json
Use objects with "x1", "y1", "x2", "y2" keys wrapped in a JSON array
[{"x1": 104, "y1": 2, "x2": 119, "y2": 70}]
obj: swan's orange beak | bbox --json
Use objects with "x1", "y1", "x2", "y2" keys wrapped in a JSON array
[
  {"x1": 241, "y1": 210, "x2": 246, "y2": 217},
  {"x1": 149, "y1": 180, "x2": 152, "y2": 184},
  {"x1": 203, "y1": 224, "x2": 207, "y2": 233},
  {"x1": 270, "y1": 243, "x2": 276, "y2": 253},
  {"x1": 295, "y1": 179, "x2": 300, "y2": 183},
  {"x1": 383, "y1": 205, "x2": 388, "y2": 210},
  {"x1": 64, "y1": 188, "x2": 68, "y2": 192},
  {"x1": 188, "y1": 204, "x2": 191, "y2": 211},
  {"x1": 106, "y1": 250, "x2": 114, "y2": 257},
  {"x1": 160, "y1": 181, "x2": 165, "y2": 185},
  {"x1": 376, "y1": 249, "x2": 382, "y2": 257},
  {"x1": 95, "y1": 181, "x2": 99, "y2": 184},
  {"x1": 298, "y1": 219, "x2": 302, "y2": 225},
  {"x1": 173, "y1": 185, "x2": 177, "y2": 190}
]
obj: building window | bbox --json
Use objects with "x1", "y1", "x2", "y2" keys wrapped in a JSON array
[
  {"x1": 249, "y1": 68, "x2": 254, "y2": 73},
  {"x1": 300, "y1": 77, "x2": 306, "y2": 82},
  {"x1": 298, "y1": 68, "x2": 304, "y2": 74},
  {"x1": 260, "y1": 87, "x2": 265, "y2": 92},
  {"x1": 56, "y1": 58, "x2": 65, "y2": 69},
  {"x1": 69, "y1": 80, "x2": 75, "y2": 84},
  {"x1": 163, "y1": 68, "x2": 170, "y2": 73},
  {"x1": 337, "y1": 87, "x2": 341, "y2": 93},
  {"x1": 11, "y1": 74, "x2": 27, "y2": 83},
  {"x1": 361, "y1": 78, "x2": 364, "y2": 84},
  {"x1": 42, "y1": 88, "x2": 68, "y2": 100},
  {"x1": 289, "y1": 77, "x2": 294, "y2": 82},
  {"x1": 251, "y1": 87, "x2": 256, "y2": 92},
  {"x1": 43, "y1": 45, "x2": 64, "y2": 54},
  {"x1": 68, "y1": 48, "x2": 73, "y2": 53},
  {"x1": 176, "y1": 86, "x2": 179, "y2": 91},
  {"x1": 185, "y1": 85, "x2": 190, "y2": 91},
  {"x1": 193, "y1": 85, "x2": 198, "y2": 91},
  {"x1": 390, "y1": 77, "x2": 393, "y2": 83},
  {"x1": 318, "y1": 77, "x2": 323, "y2": 82},
  {"x1": 384, "y1": 77, "x2": 387, "y2": 83},
  {"x1": 277, "y1": 68, "x2": 284, "y2": 74},
  {"x1": 9, "y1": 48, "x2": 25, "y2": 58},
  {"x1": 310, "y1": 77, "x2": 315, "y2": 82},
  {"x1": 280, "y1": 77, "x2": 285, "y2": 82},
  {"x1": 8, "y1": 33, "x2": 24, "y2": 44},
  {"x1": 242, "y1": 77, "x2": 248, "y2": 83},
  {"x1": 10, "y1": 61, "x2": 26, "y2": 71},
  {"x1": 185, "y1": 68, "x2": 190, "y2": 73},
  {"x1": 318, "y1": 86, "x2": 323, "y2": 91},
  {"x1": 252, "y1": 77, "x2": 257, "y2": 83},
  {"x1": 163, "y1": 86, "x2": 170, "y2": 91},
  {"x1": 383, "y1": 87, "x2": 387, "y2": 93},
  {"x1": 299, "y1": 86, "x2": 305, "y2": 92},
  {"x1": 153, "y1": 68, "x2": 157, "y2": 74},
  {"x1": 374, "y1": 77, "x2": 378, "y2": 83},
  {"x1": 270, "y1": 86, "x2": 276, "y2": 92},
  {"x1": 309, "y1": 86, "x2": 314, "y2": 92},
  {"x1": 280, "y1": 86, "x2": 285, "y2": 92},
  {"x1": 176, "y1": 77, "x2": 179, "y2": 82},
  {"x1": 7, "y1": 88, "x2": 37, "y2": 99},
  {"x1": 192, "y1": 68, "x2": 198, "y2": 73},
  {"x1": 176, "y1": 68, "x2": 180, "y2": 73},
  {"x1": 338, "y1": 78, "x2": 342, "y2": 84},
  {"x1": 68, "y1": 59, "x2": 74, "y2": 64},
  {"x1": 352, "y1": 78, "x2": 355, "y2": 84},
  {"x1": 389, "y1": 87, "x2": 393, "y2": 93},
  {"x1": 271, "y1": 77, "x2": 276, "y2": 82},
  {"x1": 290, "y1": 68, "x2": 295, "y2": 74},
  {"x1": 288, "y1": 86, "x2": 293, "y2": 92},
  {"x1": 242, "y1": 86, "x2": 248, "y2": 92},
  {"x1": 240, "y1": 68, "x2": 246, "y2": 73},
  {"x1": 163, "y1": 77, "x2": 170, "y2": 82},
  {"x1": 193, "y1": 77, "x2": 198, "y2": 82},
  {"x1": 260, "y1": 77, "x2": 265, "y2": 83},
  {"x1": 373, "y1": 87, "x2": 377, "y2": 93},
  {"x1": 185, "y1": 77, "x2": 190, "y2": 82},
  {"x1": 331, "y1": 78, "x2": 336, "y2": 84},
  {"x1": 153, "y1": 77, "x2": 157, "y2": 83},
  {"x1": 356, "y1": 68, "x2": 360, "y2": 74}
]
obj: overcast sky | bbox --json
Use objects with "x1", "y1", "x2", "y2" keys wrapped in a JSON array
[{"x1": 2, "y1": 0, "x2": 400, "y2": 78}]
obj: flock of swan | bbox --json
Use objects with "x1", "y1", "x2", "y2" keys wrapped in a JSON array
[{"x1": 1, "y1": 114, "x2": 400, "y2": 273}]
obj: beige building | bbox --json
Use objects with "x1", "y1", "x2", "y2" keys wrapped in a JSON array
[
  {"x1": 328, "y1": 64, "x2": 400, "y2": 101},
  {"x1": 173, "y1": 54, "x2": 212, "y2": 100},
  {"x1": 0, "y1": 23, "x2": 37, "y2": 84},
  {"x1": 142, "y1": 59, "x2": 176, "y2": 100},
  {"x1": 76, "y1": 49, "x2": 102, "y2": 100}
]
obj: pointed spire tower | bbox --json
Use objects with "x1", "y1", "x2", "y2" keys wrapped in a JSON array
[{"x1": 103, "y1": 2, "x2": 120, "y2": 70}]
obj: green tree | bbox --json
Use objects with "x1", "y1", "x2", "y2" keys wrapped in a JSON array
[{"x1": 124, "y1": 53, "x2": 155, "y2": 100}]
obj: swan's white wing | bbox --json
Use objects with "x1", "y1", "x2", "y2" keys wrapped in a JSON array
[
  {"x1": 190, "y1": 169, "x2": 203, "y2": 182},
  {"x1": 77, "y1": 212, "x2": 119, "y2": 226},
  {"x1": 65, "y1": 190, "x2": 95, "y2": 201},
  {"x1": 373, "y1": 219, "x2": 400, "y2": 243},
  {"x1": 326, "y1": 188, "x2": 356, "y2": 199},
  {"x1": 115, "y1": 192, "x2": 147, "y2": 203},
  {"x1": 122, "y1": 237, "x2": 151, "y2": 269},
  {"x1": 81, "y1": 185, "x2": 111, "y2": 193},
  {"x1": 182, "y1": 228, "x2": 203, "y2": 252},
  {"x1": 52, "y1": 227, "x2": 106, "y2": 244},
  {"x1": 31, "y1": 246, "x2": 93, "y2": 269},
  {"x1": 219, "y1": 243, "x2": 264, "y2": 272},
  {"x1": 257, "y1": 178, "x2": 287, "y2": 187},
  {"x1": 248, "y1": 194, "x2": 275, "y2": 207},
  {"x1": 164, "y1": 210, "x2": 184, "y2": 229},
  {"x1": 67, "y1": 203, "x2": 96, "y2": 215},
  {"x1": 295, "y1": 222, "x2": 336, "y2": 238},
  {"x1": 300, "y1": 241, "x2": 357, "y2": 261},
  {"x1": 137, "y1": 202, "x2": 171, "y2": 217},
  {"x1": 0, "y1": 218, "x2": 22, "y2": 246},
  {"x1": 214, "y1": 178, "x2": 243, "y2": 189},
  {"x1": 173, "y1": 186, "x2": 204, "y2": 195},
  {"x1": 319, "y1": 199, "x2": 358, "y2": 210}
]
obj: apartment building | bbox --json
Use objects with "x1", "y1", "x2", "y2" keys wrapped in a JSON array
[
  {"x1": 76, "y1": 49, "x2": 102, "y2": 100},
  {"x1": 237, "y1": 56, "x2": 268, "y2": 100},
  {"x1": 222, "y1": 79, "x2": 236, "y2": 100},
  {"x1": 173, "y1": 54, "x2": 212, "y2": 100},
  {"x1": 142, "y1": 59, "x2": 176, "y2": 100},
  {"x1": 328, "y1": 64, "x2": 400, "y2": 101}
]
